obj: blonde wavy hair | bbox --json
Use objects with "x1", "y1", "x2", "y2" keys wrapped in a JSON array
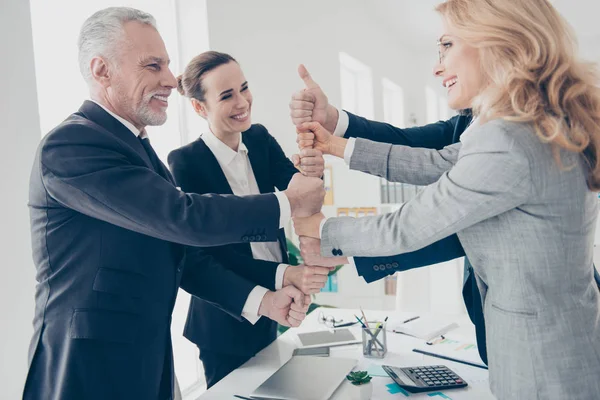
[{"x1": 436, "y1": 0, "x2": 600, "y2": 190}]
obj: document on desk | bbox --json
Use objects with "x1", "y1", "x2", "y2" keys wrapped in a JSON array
[
  {"x1": 388, "y1": 315, "x2": 458, "y2": 341},
  {"x1": 414, "y1": 336, "x2": 487, "y2": 370}
]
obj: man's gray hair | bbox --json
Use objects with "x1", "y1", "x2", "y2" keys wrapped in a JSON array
[{"x1": 78, "y1": 7, "x2": 157, "y2": 83}]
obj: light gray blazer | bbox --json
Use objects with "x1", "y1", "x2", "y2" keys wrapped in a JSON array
[{"x1": 321, "y1": 119, "x2": 600, "y2": 399}]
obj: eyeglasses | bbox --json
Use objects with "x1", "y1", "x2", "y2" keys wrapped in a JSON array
[
  {"x1": 436, "y1": 40, "x2": 447, "y2": 64},
  {"x1": 317, "y1": 311, "x2": 343, "y2": 328}
]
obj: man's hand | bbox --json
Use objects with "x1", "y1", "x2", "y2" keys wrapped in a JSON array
[
  {"x1": 291, "y1": 148, "x2": 325, "y2": 177},
  {"x1": 292, "y1": 212, "x2": 326, "y2": 239},
  {"x1": 258, "y1": 286, "x2": 311, "y2": 327},
  {"x1": 284, "y1": 173, "x2": 325, "y2": 218},
  {"x1": 300, "y1": 236, "x2": 348, "y2": 267},
  {"x1": 283, "y1": 263, "x2": 333, "y2": 294},
  {"x1": 289, "y1": 64, "x2": 339, "y2": 132}
]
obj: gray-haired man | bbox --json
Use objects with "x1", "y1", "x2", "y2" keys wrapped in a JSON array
[{"x1": 23, "y1": 7, "x2": 323, "y2": 400}]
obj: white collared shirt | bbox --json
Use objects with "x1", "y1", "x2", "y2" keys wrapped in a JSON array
[
  {"x1": 89, "y1": 99, "x2": 147, "y2": 139},
  {"x1": 202, "y1": 129, "x2": 289, "y2": 324}
]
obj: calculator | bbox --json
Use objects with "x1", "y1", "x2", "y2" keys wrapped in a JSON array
[{"x1": 382, "y1": 365, "x2": 468, "y2": 393}]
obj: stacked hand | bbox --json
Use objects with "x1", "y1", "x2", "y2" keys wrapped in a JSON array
[
  {"x1": 283, "y1": 263, "x2": 334, "y2": 294},
  {"x1": 284, "y1": 173, "x2": 325, "y2": 218},
  {"x1": 259, "y1": 286, "x2": 310, "y2": 327},
  {"x1": 287, "y1": 66, "x2": 348, "y2": 270}
]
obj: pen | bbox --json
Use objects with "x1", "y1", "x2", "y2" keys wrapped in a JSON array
[
  {"x1": 412, "y1": 348, "x2": 488, "y2": 370},
  {"x1": 355, "y1": 314, "x2": 383, "y2": 356},
  {"x1": 233, "y1": 395, "x2": 254, "y2": 400},
  {"x1": 402, "y1": 316, "x2": 420, "y2": 324}
]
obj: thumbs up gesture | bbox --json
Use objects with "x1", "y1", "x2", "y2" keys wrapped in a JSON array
[{"x1": 289, "y1": 64, "x2": 338, "y2": 133}]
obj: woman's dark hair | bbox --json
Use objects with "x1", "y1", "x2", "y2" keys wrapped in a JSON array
[{"x1": 176, "y1": 51, "x2": 237, "y2": 101}]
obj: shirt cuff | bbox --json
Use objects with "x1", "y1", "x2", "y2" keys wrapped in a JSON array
[
  {"x1": 319, "y1": 218, "x2": 329, "y2": 239},
  {"x1": 241, "y1": 285, "x2": 268, "y2": 325},
  {"x1": 333, "y1": 110, "x2": 349, "y2": 137},
  {"x1": 274, "y1": 191, "x2": 291, "y2": 229},
  {"x1": 343, "y1": 137, "x2": 356, "y2": 165},
  {"x1": 348, "y1": 256, "x2": 357, "y2": 270},
  {"x1": 275, "y1": 264, "x2": 289, "y2": 290}
]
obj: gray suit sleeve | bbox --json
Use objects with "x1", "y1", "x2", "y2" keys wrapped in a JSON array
[
  {"x1": 322, "y1": 120, "x2": 532, "y2": 257},
  {"x1": 349, "y1": 138, "x2": 461, "y2": 185}
]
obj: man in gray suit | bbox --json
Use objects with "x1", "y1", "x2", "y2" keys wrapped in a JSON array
[{"x1": 24, "y1": 7, "x2": 322, "y2": 400}]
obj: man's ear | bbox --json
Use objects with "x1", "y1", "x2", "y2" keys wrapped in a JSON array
[
  {"x1": 191, "y1": 98, "x2": 208, "y2": 119},
  {"x1": 90, "y1": 56, "x2": 111, "y2": 88}
]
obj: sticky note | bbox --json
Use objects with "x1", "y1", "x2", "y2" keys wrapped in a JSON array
[{"x1": 386, "y1": 383, "x2": 410, "y2": 396}]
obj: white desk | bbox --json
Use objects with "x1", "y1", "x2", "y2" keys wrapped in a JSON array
[{"x1": 196, "y1": 309, "x2": 495, "y2": 399}]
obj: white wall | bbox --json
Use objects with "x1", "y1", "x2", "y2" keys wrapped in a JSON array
[{"x1": 0, "y1": 0, "x2": 41, "y2": 396}]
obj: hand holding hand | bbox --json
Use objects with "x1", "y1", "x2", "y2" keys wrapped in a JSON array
[
  {"x1": 291, "y1": 148, "x2": 324, "y2": 177},
  {"x1": 292, "y1": 212, "x2": 325, "y2": 239},
  {"x1": 284, "y1": 173, "x2": 325, "y2": 218},
  {"x1": 289, "y1": 64, "x2": 339, "y2": 132},
  {"x1": 283, "y1": 263, "x2": 334, "y2": 294},
  {"x1": 299, "y1": 236, "x2": 348, "y2": 267},
  {"x1": 258, "y1": 286, "x2": 311, "y2": 327}
]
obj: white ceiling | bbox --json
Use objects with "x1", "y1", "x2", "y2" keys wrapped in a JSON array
[{"x1": 367, "y1": 0, "x2": 600, "y2": 56}]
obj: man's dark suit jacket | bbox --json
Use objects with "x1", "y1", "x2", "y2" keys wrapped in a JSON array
[
  {"x1": 344, "y1": 110, "x2": 600, "y2": 366},
  {"x1": 24, "y1": 101, "x2": 283, "y2": 400},
  {"x1": 168, "y1": 124, "x2": 298, "y2": 357}
]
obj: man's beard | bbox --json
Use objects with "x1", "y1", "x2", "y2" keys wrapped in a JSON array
[{"x1": 135, "y1": 91, "x2": 168, "y2": 126}]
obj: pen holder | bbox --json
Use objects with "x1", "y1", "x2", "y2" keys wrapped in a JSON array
[{"x1": 361, "y1": 326, "x2": 387, "y2": 359}]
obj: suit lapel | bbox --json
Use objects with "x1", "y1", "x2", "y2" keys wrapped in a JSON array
[
  {"x1": 195, "y1": 135, "x2": 235, "y2": 195},
  {"x1": 78, "y1": 101, "x2": 155, "y2": 170},
  {"x1": 243, "y1": 130, "x2": 272, "y2": 194}
]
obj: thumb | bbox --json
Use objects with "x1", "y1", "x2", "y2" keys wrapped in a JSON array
[
  {"x1": 298, "y1": 64, "x2": 320, "y2": 90},
  {"x1": 285, "y1": 285, "x2": 305, "y2": 308}
]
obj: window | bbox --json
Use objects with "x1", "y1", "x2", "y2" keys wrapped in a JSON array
[
  {"x1": 339, "y1": 52, "x2": 374, "y2": 119},
  {"x1": 380, "y1": 78, "x2": 420, "y2": 204}
]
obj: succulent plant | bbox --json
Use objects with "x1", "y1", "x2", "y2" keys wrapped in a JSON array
[{"x1": 346, "y1": 371, "x2": 372, "y2": 386}]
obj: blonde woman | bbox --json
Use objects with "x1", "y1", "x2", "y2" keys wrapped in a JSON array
[{"x1": 294, "y1": 0, "x2": 600, "y2": 398}]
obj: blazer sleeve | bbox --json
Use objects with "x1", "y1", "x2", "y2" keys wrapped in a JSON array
[
  {"x1": 354, "y1": 235, "x2": 465, "y2": 283},
  {"x1": 322, "y1": 120, "x2": 533, "y2": 257},
  {"x1": 168, "y1": 144, "x2": 280, "y2": 291},
  {"x1": 40, "y1": 124, "x2": 280, "y2": 247},
  {"x1": 349, "y1": 138, "x2": 461, "y2": 185},
  {"x1": 345, "y1": 111, "x2": 458, "y2": 149},
  {"x1": 179, "y1": 248, "x2": 257, "y2": 320},
  {"x1": 261, "y1": 125, "x2": 299, "y2": 191}
]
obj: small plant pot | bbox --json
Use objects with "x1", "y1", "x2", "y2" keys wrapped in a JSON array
[{"x1": 349, "y1": 381, "x2": 373, "y2": 400}]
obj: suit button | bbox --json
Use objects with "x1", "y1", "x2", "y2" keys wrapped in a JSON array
[
  {"x1": 261, "y1": 235, "x2": 267, "y2": 241},
  {"x1": 373, "y1": 265, "x2": 379, "y2": 271},
  {"x1": 331, "y1": 249, "x2": 338, "y2": 256},
  {"x1": 379, "y1": 264, "x2": 386, "y2": 271},
  {"x1": 249, "y1": 235, "x2": 256, "y2": 241},
  {"x1": 386, "y1": 263, "x2": 392, "y2": 269},
  {"x1": 338, "y1": 249, "x2": 343, "y2": 256},
  {"x1": 392, "y1": 262, "x2": 399, "y2": 268},
  {"x1": 242, "y1": 235, "x2": 249, "y2": 242}
]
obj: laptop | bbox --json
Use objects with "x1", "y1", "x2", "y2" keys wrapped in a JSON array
[{"x1": 250, "y1": 356, "x2": 357, "y2": 400}]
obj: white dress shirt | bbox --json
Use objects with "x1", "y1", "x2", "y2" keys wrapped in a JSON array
[
  {"x1": 91, "y1": 100, "x2": 287, "y2": 324},
  {"x1": 201, "y1": 129, "x2": 290, "y2": 324}
]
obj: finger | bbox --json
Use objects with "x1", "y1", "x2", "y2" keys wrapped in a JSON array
[
  {"x1": 291, "y1": 109, "x2": 312, "y2": 119},
  {"x1": 300, "y1": 156, "x2": 324, "y2": 167},
  {"x1": 297, "y1": 140, "x2": 314, "y2": 149},
  {"x1": 310, "y1": 275, "x2": 328, "y2": 285},
  {"x1": 296, "y1": 131, "x2": 315, "y2": 141},
  {"x1": 287, "y1": 315, "x2": 302, "y2": 327},
  {"x1": 304, "y1": 294, "x2": 312, "y2": 307},
  {"x1": 291, "y1": 154, "x2": 300, "y2": 167},
  {"x1": 292, "y1": 116, "x2": 312, "y2": 125},
  {"x1": 290, "y1": 299, "x2": 308, "y2": 313},
  {"x1": 288, "y1": 286, "x2": 304, "y2": 307},
  {"x1": 309, "y1": 266, "x2": 331, "y2": 276},
  {"x1": 298, "y1": 121, "x2": 323, "y2": 133},
  {"x1": 288, "y1": 308, "x2": 306, "y2": 321},
  {"x1": 299, "y1": 148, "x2": 323, "y2": 158},
  {"x1": 298, "y1": 64, "x2": 320, "y2": 89},
  {"x1": 289, "y1": 98, "x2": 315, "y2": 110},
  {"x1": 279, "y1": 318, "x2": 291, "y2": 327}
]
